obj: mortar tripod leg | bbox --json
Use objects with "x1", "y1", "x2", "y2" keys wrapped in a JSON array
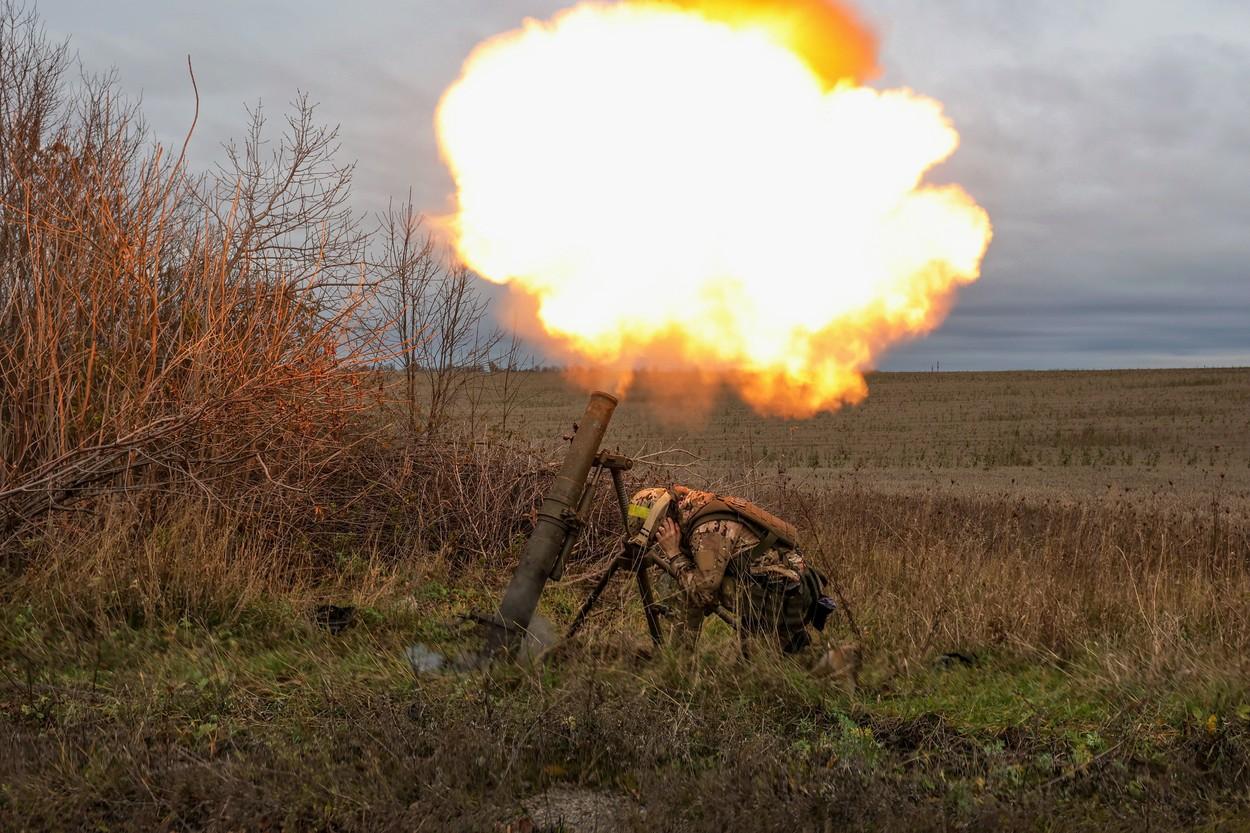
[
  {"x1": 636, "y1": 568, "x2": 664, "y2": 645},
  {"x1": 565, "y1": 559, "x2": 623, "y2": 640}
]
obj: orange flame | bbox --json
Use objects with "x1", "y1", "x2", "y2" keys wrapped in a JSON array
[
  {"x1": 435, "y1": 0, "x2": 992, "y2": 417},
  {"x1": 656, "y1": 0, "x2": 878, "y2": 87}
]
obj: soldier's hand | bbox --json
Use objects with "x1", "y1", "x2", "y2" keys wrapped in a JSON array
[{"x1": 656, "y1": 518, "x2": 682, "y2": 558}]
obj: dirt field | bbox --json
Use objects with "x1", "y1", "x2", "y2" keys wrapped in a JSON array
[
  {"x1": 5, "y1": 366, "x2": 1250, "y2": 832},
  {"x1": 511, "y1": 366, "x2": 1250, "y2": 508}
]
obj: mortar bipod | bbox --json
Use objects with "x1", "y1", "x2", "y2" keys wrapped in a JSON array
[
  {"x1": 548, "y1": 450, "x2": 634, "y2": 582},
  {"x1": 554, "y1": 449, "x2": 669, "y2": 644},
  {"x1": 564, "y1": 462, "x2": 739, "y2": 646}
]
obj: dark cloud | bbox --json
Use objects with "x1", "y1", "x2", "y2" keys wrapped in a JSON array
[
  {"x1": 869, "y1": 0, "x2": 1250, "y2": 368},
  {"x1": 41, "y1": 0, "x2": 1250, "y2": 369}
]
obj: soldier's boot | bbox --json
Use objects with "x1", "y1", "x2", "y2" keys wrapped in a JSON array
[{"x1": 781, "y1": 626, "x2": 812, "y2": 654}]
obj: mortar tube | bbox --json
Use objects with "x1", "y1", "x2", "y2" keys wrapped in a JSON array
[{"x1": 488, "y1": 391, "x2": 618, "y2": 653}]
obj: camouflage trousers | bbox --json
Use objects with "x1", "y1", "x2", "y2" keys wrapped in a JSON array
[
  {"x1": 733, "y1": 575, "x2": 815, "y2": 653},
  {"x1": 671, "y1": 581, "x2": 809, "y2": 651}
]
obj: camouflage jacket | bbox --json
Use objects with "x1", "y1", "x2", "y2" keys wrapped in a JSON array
[{"x1": 652, "y1": 488, "x2": 807, "y2": 610}]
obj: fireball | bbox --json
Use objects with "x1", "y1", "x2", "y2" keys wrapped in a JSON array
[{"x1": 435, "y1": 0, "x2": 992, "y2": 416}]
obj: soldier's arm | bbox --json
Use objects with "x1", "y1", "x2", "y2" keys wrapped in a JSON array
[
  {"x1": 654, "y1": 518, "x2": 697, "y2": 578},
  {"x1": 683, "y1": 529, "x2": 733, "y2": 607},
  {"x1": 655, "y1": 519, "x2": 736, "y2": 608}
]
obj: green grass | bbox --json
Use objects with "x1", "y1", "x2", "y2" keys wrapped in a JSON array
[{"x1": 3, "y1": 594, "x2": 1248, "y2": 832}]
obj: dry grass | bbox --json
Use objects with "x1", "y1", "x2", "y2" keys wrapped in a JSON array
[
  {"x1": 796, "y1": 482, "x2": 1250, "y2": 675},
  {"x1": 1, "y1": 3, "x2": 1249, "y2": 829},
  {"x1": 476, "y1": 368, "x2": 1250, "y2": 680},
  {"x1": 503, "y1": 367, "x2": 1250, "y2": 509}
]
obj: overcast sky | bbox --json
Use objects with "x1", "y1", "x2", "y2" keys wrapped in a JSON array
[{"x1": 41, "y1": 0, "x2": 1250, "y2": 370}]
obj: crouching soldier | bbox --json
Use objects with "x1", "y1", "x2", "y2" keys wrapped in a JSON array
[{"x1": 627, "y1": 486, "x2": 852, "y2": 671}]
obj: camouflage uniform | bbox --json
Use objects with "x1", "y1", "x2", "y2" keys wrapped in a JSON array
[{"x1": 629, "y1": 486, "x2": 819, "y2": 653}]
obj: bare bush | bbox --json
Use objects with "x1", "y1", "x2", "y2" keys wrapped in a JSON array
[
  {"x1": 0, "y1": 0, "x2": 549, "y2": 585},
  {"x1": 376, "y1": 196, "x2": 504, "y2": 437},
  {"x1": 486, "y1": 331, "x2": 536, "y2": 434},
  {"x1": 0, "y1": 4, "x2": 374, "y2": 547}
]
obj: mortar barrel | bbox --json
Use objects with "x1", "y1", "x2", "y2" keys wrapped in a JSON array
[{"x1": 491, "y1": 391, "x2": 618, "y2": 650}]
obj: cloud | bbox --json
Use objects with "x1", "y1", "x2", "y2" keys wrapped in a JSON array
[
  {"x1": 39, "y1": 0, "x2": 1250, "y2": 370},
  {"x1": 869, "y1": 0, "x2": 1250, "y2": 369}
]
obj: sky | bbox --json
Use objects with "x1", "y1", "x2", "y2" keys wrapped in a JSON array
[{"x1": 41, "y1": 0, "x2": 1250, "y2": 371}]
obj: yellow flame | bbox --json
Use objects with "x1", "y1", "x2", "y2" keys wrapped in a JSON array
[{"x1": 436, "y1": 1, "x2": 992, "y2": 417}]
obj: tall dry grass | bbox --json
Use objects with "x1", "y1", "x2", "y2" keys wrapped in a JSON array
[
  {"x1": 764, "y1": 478, "x2": 1250, "y2": 677},
  {"x1": 0, "y1": 2, "x2": 377, "y2": 549},
  {"x1": 0, "y1": 1, "x2": 1246, "y2": 690},
  {"x1": 0, "y1": 3, "x2": 534, "y2": 598}
]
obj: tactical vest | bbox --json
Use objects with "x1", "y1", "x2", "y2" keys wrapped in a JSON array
[
  {"x1": 683, "y1": 493, "x2": 828, "y2": 635},
  {"x1": 680, "y1": 494, "x2": 801, "y2": 580},
  {"x1": 681, "y1": 495, "x2": 799, "y2": 550}
]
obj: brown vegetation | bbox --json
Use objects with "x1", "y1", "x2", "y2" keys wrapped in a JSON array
[
  {"x1": 0, "y1": 2, "x2": 372, "y2": 546},
  {"x1": 1, "y1": 3, "x2": 1248, "y2": 830},
  {"x1": 503, "y1": 369, "x2": 1250, "y2": 676},
  {"x1": 0, "y1": 2, "x2": 540, "y2": 588}
]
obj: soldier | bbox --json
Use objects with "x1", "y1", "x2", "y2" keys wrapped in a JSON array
[{"x1": 627, "y1": 485, "x2": 844, "y2": 660}]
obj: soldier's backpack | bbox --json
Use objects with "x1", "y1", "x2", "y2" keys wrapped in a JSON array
[
  {"x1": 680, "y1": 494, "x2": 802, "y2": 584},
  {"x1": 680, "y1": 494, "x2": 800, "y2": 552},
  {"x1": 681, "y1": 493, "x2": 830, "y2": 633}
]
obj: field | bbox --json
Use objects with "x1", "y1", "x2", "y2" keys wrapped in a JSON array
[
  {"x1": 5, "y1": 368, "x2": 1250, "y2": 832},
  {"x1": 3, "y1": 10, "x2": 1249, "y2": 828},
  {"x1": 519, "y1": 367, "x2": 1250, "y2": 506}
]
